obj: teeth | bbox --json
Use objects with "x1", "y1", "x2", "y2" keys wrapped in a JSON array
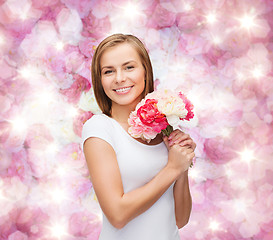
[{"x1": 115, "y1": 87, "x2": 131, "y2": 93}]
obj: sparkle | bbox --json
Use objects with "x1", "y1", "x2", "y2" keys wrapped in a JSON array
[
  {"x1": 37, "y1": 91, "x2": 54, "y2": 105},
  {"x1": 212, "y1": 36, "x2": 221, "y2": 45},
  {"x1": 18, "y1": 66, "x2": 33, "y2": 79},
  {"x1": 20, "y1": 12, "x2": 28, "y2": 20},
  {"x1": 0, "y1": 35, "x2": 4, "y2": 45},
  {"x1": 184, "y1": 3, "x2": 193, "y2": 11},
  {"x1": 49, "y1": 222, "x2": 68, "y2": 238},
  {"x1": 239, "y1": 14, "x2": 256, "y2": 30},
  {"x1": 189, "y1": 168, "x2": 199, "y2": 179},
  {"x1": 47, "y1": 143, "x2": 59, "y2": 154},
  {"x1": 251, "y1": 66, "x2": 264, "y2": 79},
  {"x1": 123, "y1": 3, "x2": 141, "y2": 19},
  {"x1": 239, "y1": 148, "x2": 254, "y2": 163},
  {"x1": 11, "y1": 117, "x2": 27, "y2": 133},
  {"x1": 68, "y1": 107, "x2": 79, "y2": 118},
  {"x1": 49, "y1": 188, "x2": 67, "y2": 204},
  {"x1": 55, "y1": 41, "x2": 64, "y2": 51},
  {"x1": 56, "y1": 165, "x2": 67, "y2": 176},
  {"x1": 206, "y1": 13, "x2": 217, "y2": 24},
  {"x1": 209, "y1": 220, "x2": 220, "y2": 231},
  {"x1": 0, "y1": 189, "x2": 4, "y2": 200}
]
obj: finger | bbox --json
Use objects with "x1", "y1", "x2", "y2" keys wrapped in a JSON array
[
  {"x1": 172, "y1": 134, "x2": 191, "y2": 145},
  {"x1": 163, "y1": 136, "x2": 170, "y2": 149},
  {"x1": 189, "y1": 152, "x2": 195, "y2": 160},
  {"x1": 186, "y1": 147, "x2": 194, "y2": 154},
  {"x1": 168, "y1": 130, "x2": 179, "y2": 140},
  {"x1": 168, "y1": 129, "x2": 185, "y2": 139},
  {"x1": 178, "y1": 139, "x2": 194, "y2": 147},
  {"x1": 193, "y1": 142, "x2": 197, "y2": 150}
]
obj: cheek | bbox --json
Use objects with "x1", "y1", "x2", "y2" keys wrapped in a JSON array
[
  {"x1": 101, "y1": 77, "x2": 111, "y2": 91},
  {"x1": 135, "y1": 69, "x2": 146, "y2": 83}
]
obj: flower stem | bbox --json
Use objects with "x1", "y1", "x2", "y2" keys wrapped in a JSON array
[{"x1": 161, "y1": 125, "x2": 173, "y2": 137}]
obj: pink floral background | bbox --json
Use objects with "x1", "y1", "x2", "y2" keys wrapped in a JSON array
[{"x1": 0, "y1": 0, "x2": 272, "y2": 239}]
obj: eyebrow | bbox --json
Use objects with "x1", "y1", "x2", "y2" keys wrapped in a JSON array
[{"x1": 101, "y1": 60, "x2": 137, "y2": 70}]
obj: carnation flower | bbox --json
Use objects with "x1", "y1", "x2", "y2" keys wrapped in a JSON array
[
  {"x1": 137, "y1": 99, "x2": 168, "y2": 132},
  {"x1": 128, "y1": 89, "x2": 194, "y2": 142}
]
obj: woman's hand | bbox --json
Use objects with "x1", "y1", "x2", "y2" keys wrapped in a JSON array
[
  {"x1": 163, "y1": 129, "x2": 196, "y2": 175},
  {"x1": 166, "y1": 129, "x2": 196, "y2": 150}
]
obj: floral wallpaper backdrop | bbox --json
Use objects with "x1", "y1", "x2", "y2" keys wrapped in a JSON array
[{"x1": 0, "y1": 0, "x2": 272, "y2": 239}]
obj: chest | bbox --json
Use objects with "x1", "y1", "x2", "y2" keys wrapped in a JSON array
[{"x1": 113, "y1": 132, "x2": 168, "y2": 192}]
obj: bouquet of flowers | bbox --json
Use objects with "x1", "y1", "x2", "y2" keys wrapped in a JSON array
[{"x1": 128, "y1": 89, "x2": 194, "y2": 142}]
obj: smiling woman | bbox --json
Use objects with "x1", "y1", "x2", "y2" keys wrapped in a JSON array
[{"x1": 82, "y1": 34, "x2": 195, "y2": 240}]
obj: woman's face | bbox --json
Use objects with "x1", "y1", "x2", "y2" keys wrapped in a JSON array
[{"x1": 100, "y1": 43, "x2": 146, "y2": 110}]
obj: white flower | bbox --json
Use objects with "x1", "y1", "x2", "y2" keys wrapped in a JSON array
[
  {"x1": 156, "y1": 90, "x2": 188, "y2": 118},
  {"x1": 166, "y1": 115, "x2": 180, "y2": 126},
  {"x1": 78, "y1": 90, "x2": 102, "y2": 114}
]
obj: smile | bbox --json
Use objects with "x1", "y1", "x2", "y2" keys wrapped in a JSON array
[{"x1": 114, "y1": 86, "x2": 133, "y2": 94}]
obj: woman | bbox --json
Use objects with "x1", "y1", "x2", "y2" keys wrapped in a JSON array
[{"x1": 82, "y1": 34, "x2": 196, "y2": 240}]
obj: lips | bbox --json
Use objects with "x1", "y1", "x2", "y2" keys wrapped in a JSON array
[{"x1": 114, "y1": 86, "x2": 133, "y2": 93}]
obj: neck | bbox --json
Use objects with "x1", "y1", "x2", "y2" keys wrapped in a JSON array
[{"x1": 111, "y1": 102, "x2": 138, "y2": 124}]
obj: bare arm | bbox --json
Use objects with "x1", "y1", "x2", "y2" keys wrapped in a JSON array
[
  {"x1": 164, "y1": 129, "x2": 196, "y2": 228},
  {"x1": 173, "y1": 171, "x2": 192, "y2": 228},
  {"x1": 83, "y1": 137, "x2": 187, "y2": 229}
]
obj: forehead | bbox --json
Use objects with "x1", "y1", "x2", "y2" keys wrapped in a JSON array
[{"x1": 100, "y1": 43, "x2": 142, "y2": 67}]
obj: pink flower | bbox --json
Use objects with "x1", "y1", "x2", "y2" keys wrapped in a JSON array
[
  {"x1": 8, "y1": 231, "x2": 28, "y2": 240},
  {"x1": 57, "y1": 143, "x2": 88, "y2": 176},
  {"x1": 179, "y1": 93, "x2": 194, "y2": 120},
  {"x1": 129, "y1": 90, "x2": 194, "y2": 142},
  {"x1": 60, "y1": 74, "x2": 91, "y2": 104},
  {"x1": 7, "y1": 149, "x2": 29, "y2": 181},
  {"x1": 128, "y1": 112, "x2": 158, "y2": 141},
  {"x1": 73, "y1": 110, "x2": 93, "y2": 137},
  {"x1": 44, "y1": 48, "x2": 66, "y2": 74},
  {"x1": 69, "y1": 212, "x2": 101, "y2": 237},
  {"x1": 24, "y1": 124, "x2": 53, "y2": 150},
  {"x1": 61, "y1": 0, "x2": 95, "y2": 18},
  {"x1": 182, "y1": 34, "x2": 210, "y2": 55},
  {"x1": 64, "y1": 47, "x2": 86, "y2": 74},
  {"x1": 82, "y1": 12, "x2": 111, "y2": 39},
  {"x1": 78, "y1": 37, "x2": 98, "y2": 58},
  {"x1": 0, "y1": 120, "x2": 25, "y2": 152},
  {"x1": 203, "y1": 136, "x2": 238, "y2": 164},
  {"x1": 147, "y1": 3, "x2": 176, "y2": 29},
  {"x1": 176, "y1": 12, "x2": 201, "y2": 31},
  {"x1": 137, "y1": 99, "x2": 168, "y2": 133}
]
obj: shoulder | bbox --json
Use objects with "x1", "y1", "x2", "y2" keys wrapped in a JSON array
[
  {"x1": 83, "y1": 114, "x2": 108, "y2": 127},
  {"x1": 82, "y1": 114, "x2": 114, "y2": 133},
  {"x1": 81, "y1": 114, "x2": 115, "y2": 150}
]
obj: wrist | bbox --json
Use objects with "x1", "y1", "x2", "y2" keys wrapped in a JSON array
[{"x1": 165, "y1": 164, "x2": 182, "y2": 180}]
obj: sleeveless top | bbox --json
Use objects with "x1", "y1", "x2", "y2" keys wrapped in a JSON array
[{"x1": 81, "y1": 114, "x2": 180, "y2": 240}]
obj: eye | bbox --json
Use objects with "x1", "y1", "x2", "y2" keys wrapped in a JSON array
[
  {"x1": 126, "y1": 66, "x2": 134, "y2": 70},
  {"x1": 104, "y1": 70, "x2": 113, "y2": 75}
]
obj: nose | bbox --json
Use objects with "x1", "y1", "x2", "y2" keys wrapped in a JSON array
[{"x1": 115, "y1": 69, "x2": 126, "y2": 83}]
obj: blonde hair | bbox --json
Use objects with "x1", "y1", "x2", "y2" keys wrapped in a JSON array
[{"x1": 91, "y1": 33, "x2": 154, "y2": 116}]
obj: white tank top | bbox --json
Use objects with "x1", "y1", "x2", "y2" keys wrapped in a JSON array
[{"x1": 82, "y1": 114, "x2": 180, "y2": 240}]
